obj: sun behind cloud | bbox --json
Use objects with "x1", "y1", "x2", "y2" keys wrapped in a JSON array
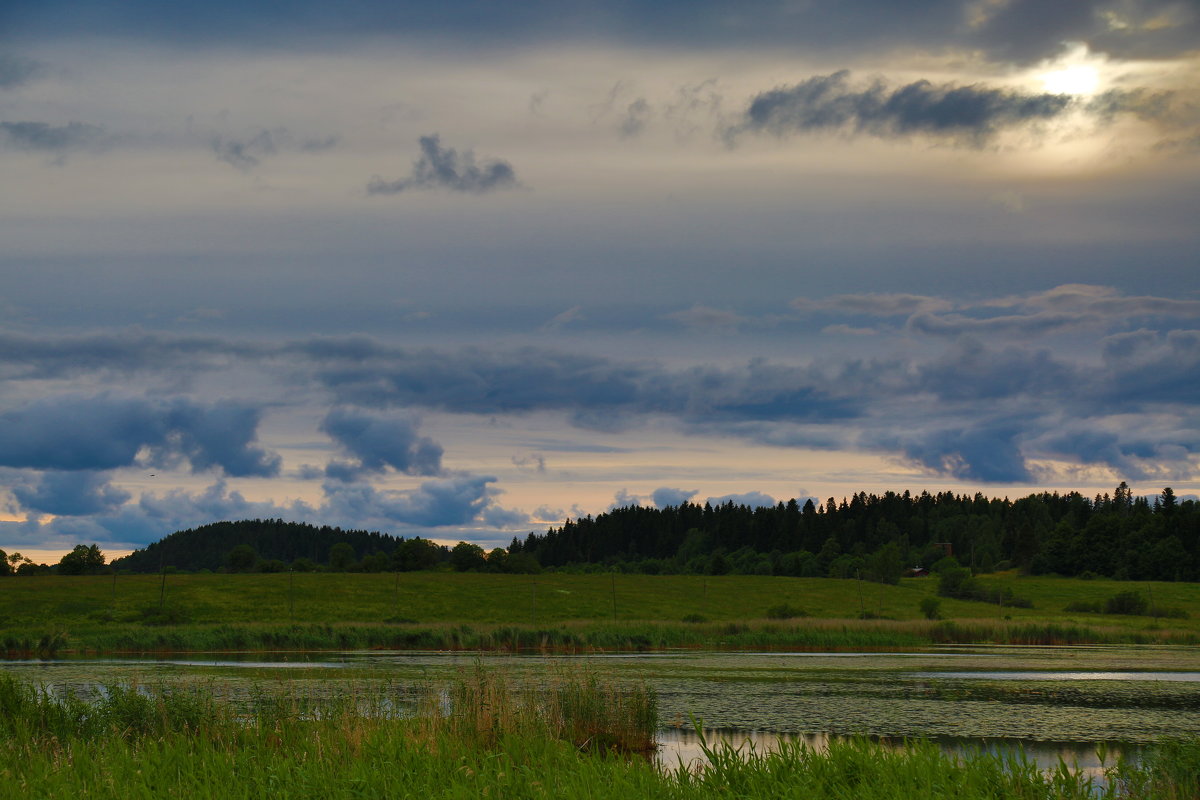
[
  {"x1": 1040, "y1": 64, "x2": 1100, "y2": 96},
  {"x1": 1036, "y1": 45, "x2": 1104, "y2": 96}
]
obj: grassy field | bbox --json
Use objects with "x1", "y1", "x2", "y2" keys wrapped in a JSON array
[
  {"x1": 0, "y1": 669, "x2": 1196, "y2": 799},
  {"x1": 3, "y1": 571, "x2": 1199, "y2": 654}
]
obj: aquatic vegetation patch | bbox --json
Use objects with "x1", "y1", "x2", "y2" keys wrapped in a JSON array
[{"x1": 2, "y1": 667, "x2": 1198, "y2": 799}]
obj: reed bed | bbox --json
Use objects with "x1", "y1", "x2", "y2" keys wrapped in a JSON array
[
  {"x1": 1, "y1": 672, "x2": 1198, "y2": 799},
  {"x1": 415, "y1": 665, "x2": 657, "y2": 754},
  {"x1": 7, "y1": 616, "x2": 1195, "y2": 658}
]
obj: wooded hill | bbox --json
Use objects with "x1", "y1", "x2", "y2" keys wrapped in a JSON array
[
  {"x1": 513, "y1": 484, "x2": 1198, "y2": 582},
  {"x1": 110, "y1": 519, "x2": 449, "y2": 573}
]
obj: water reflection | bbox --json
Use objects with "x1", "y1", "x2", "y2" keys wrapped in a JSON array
[
  {"x1": 912, "y1": 670, "x2": 1200, "y2": 682},
  {"x1": 655, "y1": 728, "x2": 1136, "y2": 782}
]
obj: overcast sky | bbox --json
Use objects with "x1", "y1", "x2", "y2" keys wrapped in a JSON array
[{"x1": 2, "y1": 1, "x2": 1198, "y2": 562}]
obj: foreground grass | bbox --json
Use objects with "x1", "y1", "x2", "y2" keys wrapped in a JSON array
[
  {"x1": 0, "y1": 671, "x2": 1196, "y2": 800},
  {"x1": 3, "y1": 572, "x2": 1199, "y2": 654}
]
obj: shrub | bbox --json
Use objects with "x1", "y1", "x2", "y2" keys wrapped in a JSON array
[
  {"x1": 919, "y1": 597, "x2": 942, "y2": 620},
  {"x1": 1104, "y1": 591, "x2": 1148, "y2": 616},
  {"x1": 1064, "y1": 592, "x2": 1188, "y2": 619}
]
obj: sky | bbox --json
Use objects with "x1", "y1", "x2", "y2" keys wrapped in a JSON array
[{"x1": 2, "y1": 0, "x2": 1199, "y2": 563}]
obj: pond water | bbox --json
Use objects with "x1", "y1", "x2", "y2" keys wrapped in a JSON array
[{"x1": 4, "y1": 645, "x2": 1199, "y2": 771}]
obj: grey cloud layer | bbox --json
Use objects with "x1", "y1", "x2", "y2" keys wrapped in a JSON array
[
  {"x1": 1, "y1": 284, "x2": 1196, "y2": 544},
  {"x1": 732, "y1": 71, "x2": 1072, "y2": 145},
  {"x1": 8, "y1": 1, "x2": 1198, "y2": 63},
  {"x1": 796, "y1": 284, "x2": 1200, "y2": 338},
  {"x1": 0, "y1": 121, "x2": 110, "y2": 155},
  {"x1": 0, "y1": 54, "x2": 43, "y2": 88},
  {"x1": 210, "y1": 128, "x2": 339, "y2": 171},
  {"x1": 368, "y1": 135, "x2": 518, "y2": 195}
]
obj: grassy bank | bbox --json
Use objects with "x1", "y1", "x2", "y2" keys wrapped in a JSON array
[
  {"x1": 3, "y1": 571, "x2": 1199, "y2": 654},
  {"x1": 0, "y1": 672, "x2": 1195, "y2": 799}
]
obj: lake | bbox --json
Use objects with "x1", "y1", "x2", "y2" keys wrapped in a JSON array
[{"x1": 4, "y1": 645, "x2": 1198, "y2": 771}]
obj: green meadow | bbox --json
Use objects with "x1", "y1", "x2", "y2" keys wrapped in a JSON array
[{"x1": 4, "y1": 571, "x2": 1200, "y2": 654}]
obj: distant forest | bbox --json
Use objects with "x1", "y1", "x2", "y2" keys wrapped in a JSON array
[
  {"x1": 514, "y1": 484, "x2": 1198, "y2": 582},
  {"x1": 33, "y1": 483, "x2": 1200, "y2": 583}
]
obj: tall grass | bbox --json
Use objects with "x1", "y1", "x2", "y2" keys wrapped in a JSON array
[
  {"x1": 0, "y1": 672, "x2": 1197, "y2": 799},
  {"x1": 419, "y1": 665, "x2": 657, "y2": 753},
  {"x1": 28, "y1": 617, "x2": 1194, "y2": 657}
]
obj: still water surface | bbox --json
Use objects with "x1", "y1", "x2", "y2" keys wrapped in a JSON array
[{"x1": 5, "y1": 646, "x2": 1198, "y2": 770}]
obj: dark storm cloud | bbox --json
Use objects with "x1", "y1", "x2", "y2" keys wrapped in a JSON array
[
  {"x1": 0, "y1": 395, "x2": 280, "y2": 477},
  {"x1": 321, "y1": 475, "x2": 514, "y2": 528},
  {"x1": 732, "y1": 71, "x2": 1072, "y2": 145},
  {"x1": 651, "y1": 487, "x2": 697, "y2": 508},
  {"x1": 870, "y1": 420, "x2": 1034, "y2": 483},
  {"x1": 6, "y1": 470, "x2": 130, "y2": 517},
  {"x1": 320, "y1": 408, "x2": 443, "y2": 482},
  {"x1": 0, "y1": 121, "x2": 110, "y2": 155},
  {"x1": 164, "y1": 401, "x2": 282, "y2": 477},
  {"x1": 367, "y1": 135, "x2": 518, "y2": 195},
  {"x1": 0, "y1": 54, "x2": 43, "y2": 88}
]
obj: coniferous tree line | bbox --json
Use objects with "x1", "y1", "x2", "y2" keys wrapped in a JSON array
[
  {"x1": 5, "y1": 484, "x2": 1195, "y2": 581},
  {"x1": 513, "y1": 484, "x2": 1199, "y2": 582}
]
